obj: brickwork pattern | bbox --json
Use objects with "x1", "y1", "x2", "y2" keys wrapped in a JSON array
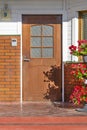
[{"x1": 0, "y1": 36, "x2": 20, "y2": 101}]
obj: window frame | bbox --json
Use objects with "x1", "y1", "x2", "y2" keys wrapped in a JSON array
[{"x1": 79, "y1": 11, "x2": 87, "y2": 40}]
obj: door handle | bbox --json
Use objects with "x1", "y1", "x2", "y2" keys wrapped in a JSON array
[{"x1": 23, "y1": 56, "x2": 30, "y2": 62}]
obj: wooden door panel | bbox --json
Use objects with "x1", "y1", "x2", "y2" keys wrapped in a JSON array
[{"x1": 22, "y1": 15, "x2": 62, "y2": 102}]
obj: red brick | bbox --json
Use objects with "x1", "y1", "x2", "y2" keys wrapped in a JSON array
[{"x1": 0, "y1": 36, "x2": 20, "y2": 102}]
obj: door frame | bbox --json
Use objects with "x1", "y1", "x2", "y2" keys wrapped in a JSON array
[{"x1": 21, "y1": 14, "x2": 63, "y2": 103}]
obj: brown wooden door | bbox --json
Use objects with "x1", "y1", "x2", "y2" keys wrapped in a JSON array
[{"x1": 22, "y1": 15, "x2": 62, "y2": 102}]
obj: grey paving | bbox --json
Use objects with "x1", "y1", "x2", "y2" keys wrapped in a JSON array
[{"x1": 0, "y1": 102, "x2": 86, "y2": 117}]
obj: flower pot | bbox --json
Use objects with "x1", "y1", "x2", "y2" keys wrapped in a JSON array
[
  {"x1": 76, "y1": 104, "x2": 87, "y2": 112},
  {"x1": 84, "y1": 79, "x2": 87, "y2": 84},
  {"x1": 83, "y1": 55, "x2": 87, "y2": 62}
]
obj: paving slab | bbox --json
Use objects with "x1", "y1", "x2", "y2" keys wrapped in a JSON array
[{"x1": 0, "y1": 102, "x2": 86, "y2": 117}]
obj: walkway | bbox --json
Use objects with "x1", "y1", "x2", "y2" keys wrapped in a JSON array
[
  {"x1": 0, "y1": 102, "x2": 86, "y2": 117},
  {"x1": 0, "y1": 102, "x2": 86, "y2": 129}
]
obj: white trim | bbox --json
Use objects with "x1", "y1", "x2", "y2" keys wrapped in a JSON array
[
  {"x1": 62, "y1": 11, "x2": 68, "y2": 102},
  {"x1": 71, "y1": 11, "x2": 79, "y2": 61},
  {"x1": 71, "y1": 12, "x2": 78, "y2": 44},
  {"x1": 62, "y1": 11, "x2": 68, "y2": 61}
]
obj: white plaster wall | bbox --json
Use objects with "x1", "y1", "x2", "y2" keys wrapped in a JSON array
[
  {"x1": 0, "y1": 0, "x2": 63, "y2": 35},
  {"x1": 0, "y1": 0, "x2": 63, "y2": 10}
]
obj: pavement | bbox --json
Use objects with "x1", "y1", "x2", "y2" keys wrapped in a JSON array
[
  {"x1": 0, "y1": 102, "x2": 86, "y2": 130},
  {"x1": 0, "y1": 101, "x2": 86, "y2": 117}
]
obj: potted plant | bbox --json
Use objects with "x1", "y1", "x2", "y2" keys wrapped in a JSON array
[
  {"x1": 69, "y1": 40, "x2": 87, "y2": 111},
  {"x1": 69, "y1": 40, "x2": 87, "y2": 62}
]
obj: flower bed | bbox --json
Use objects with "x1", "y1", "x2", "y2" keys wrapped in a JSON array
[
  {"x1": 68, "y1": 40, "x2": 87, "y2": 105},
  {"x1": 70, "y1": 85, "x2": 87, "y2": 105}
]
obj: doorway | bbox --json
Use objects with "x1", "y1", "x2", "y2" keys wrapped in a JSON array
[{"x1": 22, "y1": 15, "x2": 62, "y2": 101}]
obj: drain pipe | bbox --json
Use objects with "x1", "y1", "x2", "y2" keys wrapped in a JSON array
[
  {"x1": 20, "y1": 30, "x2": 23, "y2": 112},
  {"x1": 62, "y1": 62, "x2": 64, "y2": 102}
]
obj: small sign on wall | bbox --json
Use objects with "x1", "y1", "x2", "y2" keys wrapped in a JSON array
[{"x1": 11, "y1": 39, "x2": 17, "y2": 46}]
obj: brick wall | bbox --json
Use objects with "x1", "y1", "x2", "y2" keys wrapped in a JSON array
[
  {"x1": 0, "y1": 36, "x2": 20, "y2": 102},
  {"x1": 64, "y1": 63, "x2": 84, "y2": 102}
]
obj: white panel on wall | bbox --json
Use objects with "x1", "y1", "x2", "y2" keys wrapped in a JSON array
[{"x1": 0, "y1": 22, "x2": 19, "y2": 35}]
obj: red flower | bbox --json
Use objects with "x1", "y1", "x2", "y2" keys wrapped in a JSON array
[
  {"x1": 78, "y1": 40, "x2": 82, "y2": 46},
  {"x1": 69, "y1": 45, "x2": 77, "y2": 51},
  {"x1": 69, "y1": 85, "x2": 87, "y2": 105},
  {"x1": 69, "y1": 40, "x2": 87, "y2": 56},
  {"x1": 70, "y1": 63, "x2": 87, "y2": 80}
]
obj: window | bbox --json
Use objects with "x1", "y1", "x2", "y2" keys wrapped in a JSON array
[
  {"x1": 79, "y1": 11, "x2": 87, "y2": 39},
  {"x1": 30, "y1": 25, "x2": 54, "y2": 58}
]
